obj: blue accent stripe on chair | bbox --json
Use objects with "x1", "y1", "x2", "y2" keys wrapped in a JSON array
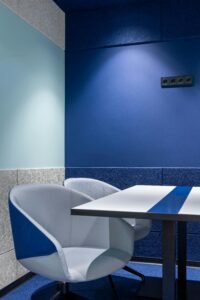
[
  {"x1": 9, "y1": 200, "x2": 57, "y2": 260},
  {"x1": 148, "y1": 186, "x2": 192, "y2": 214}
]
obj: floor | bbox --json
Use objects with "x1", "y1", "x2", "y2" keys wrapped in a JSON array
[{"x1": 2, "y1": 262, "x2": 200, "y2": 300}]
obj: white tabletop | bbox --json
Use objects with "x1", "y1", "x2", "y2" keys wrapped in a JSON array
[{"x1": 71, "y1": 185, "x2": 200, "y2": 221}]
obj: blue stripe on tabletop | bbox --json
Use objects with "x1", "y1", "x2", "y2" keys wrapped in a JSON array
[{"x1": 148, "y1": 186, "x2": 192, "y2": 214}]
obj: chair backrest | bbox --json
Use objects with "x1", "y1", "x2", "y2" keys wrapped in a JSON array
[
  {"x1": 64, "y1": 178, "x2": 136, "y2": 228},
  {"x1": 10, "y1": 184, "x2": 110, "y2": 250},
  {"x1": 64, "y1": 178, "x2": 120, "y2": 200}
]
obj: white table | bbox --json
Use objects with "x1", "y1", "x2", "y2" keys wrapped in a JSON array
[{"x1": 71, "y1": 185, "x2": 200, "y2": 300}]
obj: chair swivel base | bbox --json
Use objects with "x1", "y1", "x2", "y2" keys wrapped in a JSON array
[
  {"x1": 51, "y1": 291, "x2": 86, "y2": 300},
  {"x1": 31, "y1": 282, "x2": 87, "y2": 300},
  {"x1": 123, "y1": 265, "x2": 145, "y2": 282}
]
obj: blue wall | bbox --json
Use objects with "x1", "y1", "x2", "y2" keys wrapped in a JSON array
[
  {"x1": 66, "y1": 0, "x2": 200, "y2": 260},
  {"x1": 0, "y1": 3, "x2": 65, "y2": 169},
  {"x1": 67, "y1": 38, "x2": 200, "y2": 167},
  {"x1": 66, "y1": 0, "x2": 200, "y2": 168}
]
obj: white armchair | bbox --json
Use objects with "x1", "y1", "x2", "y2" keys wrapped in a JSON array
[
  {"x1": 9, "y1": 184, "x2": 134, "y2": 299},
  {"x1": 64, "y1": 178, "x2": 152, "y2": 281}
]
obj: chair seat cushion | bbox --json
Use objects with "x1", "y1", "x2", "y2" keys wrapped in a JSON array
[{"x1": 63, "y1": 247, "x2": 130, "y2": 282}]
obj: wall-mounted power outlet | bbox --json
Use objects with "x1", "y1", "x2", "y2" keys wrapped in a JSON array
[{"x1": 161, "y1": 75, "x2": 194, "y2": 88}]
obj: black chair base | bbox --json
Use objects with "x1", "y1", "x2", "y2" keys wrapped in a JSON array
[
  {"x1": 51, "y1": 291, "x2": 86, "y2": 300},
  {"x1": 123, "y1": 265, "x2": 145, "y2": 282},
  {"x1": 31, "y1": 282, "x2": 87, "y2": 300},
  {"x1": 108, "y1": 275, "x2": 118, "y2": 299}
]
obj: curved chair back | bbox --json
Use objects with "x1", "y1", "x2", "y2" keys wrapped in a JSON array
[
  {"x1": 64, "y1": 178, "x2": 152, "y2": 241},
  {"x1": 9, "y1": 184, "x2": 110, "y2": 260},
  {"x1": 64, "y1": 178, "x2": 120, "y2": 200},
  {"x1": 9, "y1": 184, "x2": 133, "y2": 283},
  {"x1": 64, "y1": 178, "x2": 141, "y2": 228},
  {"x1": 10, "y1": 184, "x2": 92, "y2": 247}
]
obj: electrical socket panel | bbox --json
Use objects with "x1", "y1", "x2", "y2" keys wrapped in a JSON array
[{"x1": 161, "y1": 75, "x2": 194, "y2": 88}]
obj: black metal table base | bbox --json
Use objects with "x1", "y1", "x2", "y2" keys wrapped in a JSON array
[
  {"x1": 138, "y1": 220, "x2": 188, "y2": 300},
  {"x1": 163, "y1": 220, "x2": 188, "y2": 300},
  {"x1": 177, "y1": 221, "x2": 187, "y2": 300},
  {"x1": 163, "y1": 221, "x2": 177, "y2": 300}
]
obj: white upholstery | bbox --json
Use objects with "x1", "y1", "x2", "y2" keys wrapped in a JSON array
[
  {"x1": 64, "y1": 178, "x2": 152, "y2": 241},
  {"x1": 64, "y1": 178, "x2": 121, "y2": 200},
  {"x1": 10, "y1": 184, "x2": 134, "y2": 283}
]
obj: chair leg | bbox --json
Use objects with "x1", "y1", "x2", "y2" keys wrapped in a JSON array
[
  {"x1": 51, "y1": 283, "x2": 69, "y2": 300},
  {"x1": 51, "y1": 282, "x2": 85, "y2": 300},
  {"x1": 108, "y1": 275, "x2": 118, "y2": 299},
  {"x1": 123, "y1": 265, "x2": 145, "y2": 282}
]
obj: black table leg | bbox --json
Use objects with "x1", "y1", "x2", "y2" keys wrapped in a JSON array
[
  {"x1": 177, "y1": 221, "x2": 187, "y2": 300},
  {"x1": 163, "y1": 221, "x2": 176, "y2": 300}
]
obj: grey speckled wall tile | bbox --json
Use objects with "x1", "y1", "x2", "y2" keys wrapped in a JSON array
[
  {"x1": 0, "y1": 170, "x2": 17, "y2": 255},
  {"x1": 16, "y1": 260, "x2": 28, "y2": 279},
  {"x1": 0, "y1": 0, "x2": 65, "y2": 49},
  {"x1": 0, "y1": 250, "x2": 17, "y2": 289},
  {"x1": 0, "y1": 249, "x2": 27, "y2": 289},
  {"x1": 0, "y1": 167, "x2": 64, "y2": 289},
  {"x1": 45, "y1": 168, "x2": 65, "y2": 185},
  {"x1": 18, "y1": 168, "x2": 65, "y2": 185}
]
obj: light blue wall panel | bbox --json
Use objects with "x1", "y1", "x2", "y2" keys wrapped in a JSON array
[{"x1": 0, "y1": 3, "x2": 65, "y2": 169}]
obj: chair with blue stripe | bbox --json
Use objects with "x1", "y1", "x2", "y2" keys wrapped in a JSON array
[
  {"x1": 64, "y1": 178, "x2": 151, "y2": 281},
  {"x1": 9, "y1": 184, "x2": 134, "y2": 299}
]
